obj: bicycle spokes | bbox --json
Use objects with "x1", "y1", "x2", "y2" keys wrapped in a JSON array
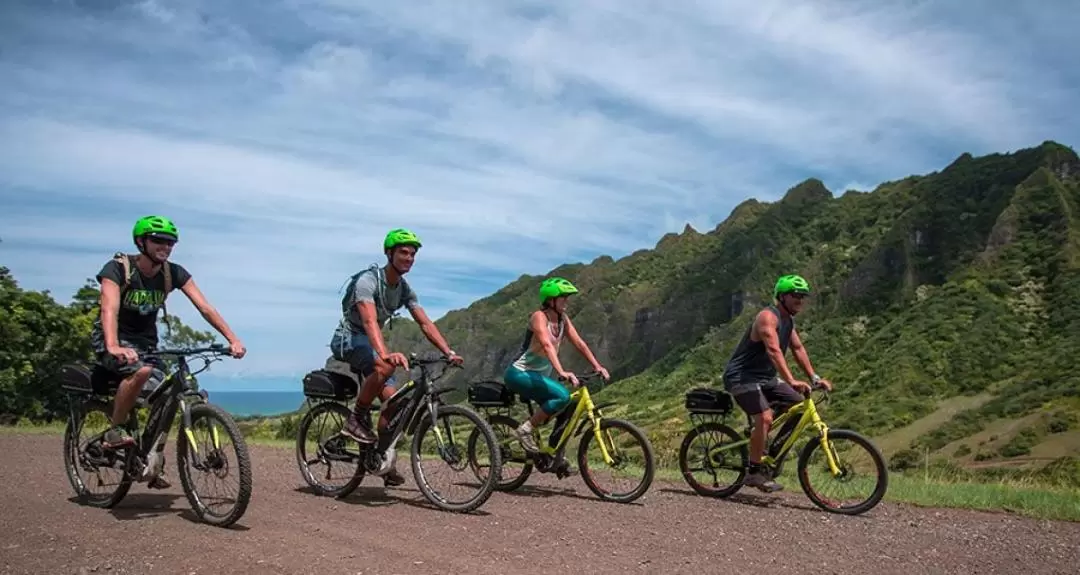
[
  {"x1": 578, "y1": 419, "x2": 654, "y2": 503},
  {"x1": 682, "y1": 426, "x2": 745, "y2": 495},
  {"x1": 799, "y1": 432, "x2": 886, "y2": 512},
  {"x1": 178, "y1": 407, "x2": 243, "y2": 519},
  {"x1": 304, "y1": 406, "x2": 361, "y2": 488},
  {"x1": 469, "y1": 417, "x2": 530, "y2": 488},
  {"x1": 412, "y1": 406, "x2": 492, "y2": 510},
  {"x1": 68, "y1": 406, "x2": 128, "y2": 500}
]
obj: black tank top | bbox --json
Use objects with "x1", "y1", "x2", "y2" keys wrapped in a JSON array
[{"x1": 723, "y1": 306, "x2": 794, "y2": 383}]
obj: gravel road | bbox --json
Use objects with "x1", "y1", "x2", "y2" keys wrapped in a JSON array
[{"x1": 1, "y1": 432, "x2": 1077, "y2": 575}]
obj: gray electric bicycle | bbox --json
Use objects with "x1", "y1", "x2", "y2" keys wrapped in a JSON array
[{"x1": 294, "y1": 351, "x2": 502, "y2": 513}]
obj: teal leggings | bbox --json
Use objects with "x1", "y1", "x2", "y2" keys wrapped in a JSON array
[{"x1": 503, "y1": 366, "x2": 570, "y2": 416}]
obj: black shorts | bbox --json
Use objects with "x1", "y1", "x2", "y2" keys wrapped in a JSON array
[
  {"x1": 725, "y1": 376, "x2": 804, "y2": 417},
  {"x1": 95, "y1": 338, "x2": 166, "y2": 388}
]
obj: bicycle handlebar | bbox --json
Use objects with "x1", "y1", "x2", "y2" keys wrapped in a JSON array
[
  {"x1": 407, "y1": 352, "x2": 463, "y2": 368},
  {"x1": 803, "y1": 381, "x2": 831, "y2": 402},
  {"x1": 149, "y1": 342, "x2": 233, "y2": 357},
  {"x1": 556, "y1": 370, "x2": 603, "y2": 381}
]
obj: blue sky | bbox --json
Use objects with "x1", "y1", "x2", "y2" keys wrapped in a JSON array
[{"x1": 2, "y1": 0, "x2": 1078, "y2": 391}]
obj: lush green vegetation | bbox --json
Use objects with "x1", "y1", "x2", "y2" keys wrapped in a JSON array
[
  {"x1": 0, "y1": 265, "x2": 218, "y2": 424},
  {"x1": 383, "y1": 140, "x2": 1080, "y2": 482},
  {"x1": 4, "y1": 140, "x2": 1080, "y2": 520}
]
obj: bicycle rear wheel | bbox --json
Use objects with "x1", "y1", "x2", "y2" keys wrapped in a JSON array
[
  {"x1": 677, "y1": 421, "x2": 747, "y2": 498},
  {"x1": 176, "y1": 402, "x2": 253, "y2": 527},
  {"x1": 63, "y1": 399, "x2": 134, "y2": 508},
  {"x1": 796, "y1": 428, "x2": 888, "y2": 515},
  {"x1": 577, "y1": 418, "x2": 655, "y2": 503},
  {"x1": 466, "y1": 413, "x2": 533, "y2": 492},
  {"x1": 296, "y1": 401, "x2": 365, "y2": 498},
  {"x1": 411, "y1": 404, "x2": 501, "y2": 513}
]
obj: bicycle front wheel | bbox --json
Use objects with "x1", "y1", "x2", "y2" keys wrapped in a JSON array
[
  {"x1": 176, "y1": 402, "x2": 253, "y2": 527},
  {"x1": 796, "y1": 428, "x2": 888, "y2": 515},
  {"x1": 411, "y1": 404, "x2": 501, "y2": 513},
  {"x1": 577, "y1": 418, "x2": 655, "y2": 503}
]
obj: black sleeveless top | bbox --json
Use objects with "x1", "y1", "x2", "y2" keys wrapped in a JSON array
[{"x1": 722, "y1": 306, "x2": 794, "y2": 383}]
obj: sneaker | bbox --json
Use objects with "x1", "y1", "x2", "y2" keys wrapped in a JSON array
[
  {"x1": 148, "y1": 475, "x2": 171, "y2": 489},
  {"x1": 745, "y1": 469, "x2": 784, "y2": 493},
  {"x1": 102, "y1": 426, "x2": 135, "y2": 449},
  {"x1": 383, "y1": 466, "x2": 406, "y2": 487},
  {"x1": 340, "y1": 408, "x2": 377, "y2": 444},
  {"x1": 514, "y1": 425, "x2": 540, "y2": 454}
]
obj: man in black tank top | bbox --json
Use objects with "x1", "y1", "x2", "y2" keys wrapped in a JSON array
[{"x1": 721, "y1": 274, "x2": 832, "y2": 492}]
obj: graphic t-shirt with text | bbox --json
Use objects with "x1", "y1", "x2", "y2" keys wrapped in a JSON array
[{"x1": 91, "y1": 258, "x2": 192, "y2": 349}]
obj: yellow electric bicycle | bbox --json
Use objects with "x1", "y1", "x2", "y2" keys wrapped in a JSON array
[
  {"x1": 677, "y1": 382, "x2": 888, "y2": 515},
  {"x1": 465, "y1": 372, "x2": 655, "y2": 504}
]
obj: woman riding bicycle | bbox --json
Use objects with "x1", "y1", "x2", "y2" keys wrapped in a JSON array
[{"x1": 504, "y1": 277, "x2": 610, "y2": 453}]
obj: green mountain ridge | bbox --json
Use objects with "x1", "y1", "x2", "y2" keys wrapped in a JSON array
[{"x1": 388, "y1": 140, "x2": 1080, "y2": 477}]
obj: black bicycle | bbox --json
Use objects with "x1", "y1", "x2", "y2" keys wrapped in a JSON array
[
  {"x1": 59, "y1": 343, "x2": 252, "y2": 528},
  {"x1": 294, "y1": 351, "x2": 502, "y2": 513}
]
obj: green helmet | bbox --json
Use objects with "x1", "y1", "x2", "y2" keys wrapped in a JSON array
[
  {"x1": 384, "y1": 228, "x2": 422, "y2": 251},
  {"x1": 774, "y1": 274, "x2": 811, "y2": 299},
  {"x1": 539, "y1": 277, "x2": 579, "y2": 304},
  {"x1": 132, "y1": 215, "x2": 179, "y2": 242}
]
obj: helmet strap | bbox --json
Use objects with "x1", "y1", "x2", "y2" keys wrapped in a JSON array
[
  {"x1": 384, "y1": 250, "x2": 407, "y2": 280},
  {"x1": 778, "y1": 294, "x2": 795, "y2": 316}
]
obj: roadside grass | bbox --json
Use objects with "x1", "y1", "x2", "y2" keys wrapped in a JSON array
[{"x1": 6, "y1": 419, "x2": 1078, "y2": 523}]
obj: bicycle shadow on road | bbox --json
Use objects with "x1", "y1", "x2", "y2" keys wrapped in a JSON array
[
  {"x1": 292, "y1": 485, "x2": 493, "y2": 516},
  {"x1": 67, "y1": 493, "x2": 252, "y2": 530},
  {"x1": 498, "y1": 484, "x2": 646, "y2": 506},
  {"x1": 657, "y1": 487, "x2": 870, "y2": 518}
]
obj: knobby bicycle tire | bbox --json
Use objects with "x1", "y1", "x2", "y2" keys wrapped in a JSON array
[
  {"x1": 410, "y1": 404, "x2": 502, "y2": 513},
  {"x1": 63, "y1": 399, "x2": 134, "y2": 509},
  {"x1": 796, "y1": 428, "x2": 889, "y2": 516},
  {"x1": 176, "y1": 402, "x2": 253, "y2": 527},
  {"x1": 295, "y1": 402, "x2": 365, "y2": 498}
]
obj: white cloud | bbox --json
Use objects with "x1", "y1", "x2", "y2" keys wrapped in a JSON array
[{"x1": 1, "y1": 0, "x2": 1077, "y2": 383}]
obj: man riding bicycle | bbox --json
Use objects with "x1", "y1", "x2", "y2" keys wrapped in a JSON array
[
  {"x1": 721, "y1": 274, "x2": 832, "y2": 493},
  {"x1": 94, "y1": 215, "x2": 247, "y2": 488},
  {"x1": 504, "y1": 277, "x2": 610, "y2": 455},
  {"x1": 330, "y1": 228, "x2": 464, "y2": 486}
]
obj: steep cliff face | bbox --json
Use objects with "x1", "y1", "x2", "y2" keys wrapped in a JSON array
[{"x1": 387, "y1": 141, "x2": 1080, "y2": 471}]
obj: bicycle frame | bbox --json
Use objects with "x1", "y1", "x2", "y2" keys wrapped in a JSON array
[
  {"x1": 534, "y1": 378, "x2": 618, "y2": 466},
  {"x1": 69, "y1": 347, "x2": 231, "y2": 472},
  {"x1": 133, "y1": 356, "x2": 220, "y2": 461},
  {"x1": 713, "y1": 392, "x2": 842, "y2": 476},
  {"x1": 357, "y1": 356, "x2": 460, "y2": 460}
]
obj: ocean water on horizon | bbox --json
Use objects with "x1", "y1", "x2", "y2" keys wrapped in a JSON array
[{"x1": 206, "y1": 391, "x2": 307, "y2": 417}]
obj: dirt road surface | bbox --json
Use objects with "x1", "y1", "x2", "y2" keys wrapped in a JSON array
[{"x1": 1, "y1": 432, "x2": 1077, "y2": 575}]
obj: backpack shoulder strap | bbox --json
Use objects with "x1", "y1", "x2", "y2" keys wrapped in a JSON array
[
  {"x1": 163, "y1": 261, "x2": 172, "y2": 296},
  {"x1": 112, "y1": 252, "x2": 134, "y2": 290},
  {"x1": 112, "y1": 253, "x2": 173, "y2": 297}
]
